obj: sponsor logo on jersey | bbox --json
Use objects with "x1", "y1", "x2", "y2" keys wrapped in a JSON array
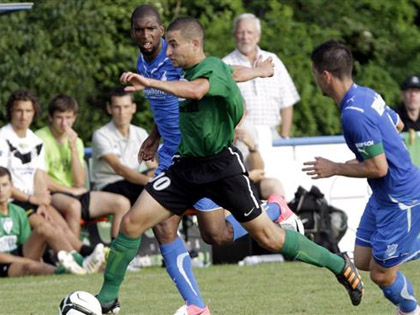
[
  {"x1": 355, "y1": 140, "x2": 374, "y2": 155},
  {"x1": 355, "y1": 140, "x2": 374, "y2": 148},
  {"x1": 371, "y1": 94, "x2": 385, "y2": 116}
]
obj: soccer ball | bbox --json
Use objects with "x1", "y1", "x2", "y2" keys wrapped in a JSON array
[{"x1": 58, "y1": 291, "x2": 102, "y2": 315}]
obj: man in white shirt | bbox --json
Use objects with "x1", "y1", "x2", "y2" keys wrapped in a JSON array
[
  {"x1": 92, "y1": 86, "x2": 157, "y2": 206},
  {"x1": 223, "y1": 13, "x2": 300, "y2": 139}
]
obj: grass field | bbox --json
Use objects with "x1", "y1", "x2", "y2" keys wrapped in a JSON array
[{"x1": 2, "y1": 260, "x2": 419, "y2": 314}]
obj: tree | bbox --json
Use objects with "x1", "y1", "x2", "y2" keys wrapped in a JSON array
[{"x1": 1, "y1": 0, "x2": 419, "y2": 141}]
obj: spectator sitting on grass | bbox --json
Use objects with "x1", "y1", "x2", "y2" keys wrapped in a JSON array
[{"x1": 0, "y1": 166, "x2": 86, "y2": 277}]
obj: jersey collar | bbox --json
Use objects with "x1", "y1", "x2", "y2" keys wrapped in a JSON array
[{"x1": 340, "y1": 83, "x2": 358, "y2": 112}]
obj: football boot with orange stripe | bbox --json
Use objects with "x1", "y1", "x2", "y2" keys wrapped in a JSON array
[{"x1": 336, "y1": 252, "x2": 364, "y2": 306}]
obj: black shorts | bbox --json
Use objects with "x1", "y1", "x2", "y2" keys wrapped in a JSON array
[
  {"x1": 57, "y1": 192, "x2": 91, "y2": 220},
  {"x1": 102, "y1": 180, "x2": 143, "y2": 206},
  {"x1": 0, "y1": 246, "x2": 24, "y2": 278},
  {"x1": 145, "y1": 146, "x2": 262, "y2": 222},
  {"x1": 0, "y1": 263, "x2": 11, "y2": 277},
  {"x1": 11, "y1": 201, "x2": 38, "y2": 217}
]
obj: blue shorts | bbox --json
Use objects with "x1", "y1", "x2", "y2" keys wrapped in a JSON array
[
  {"x1": 356, "y1": 196, "x2": 420, "y2": 267},
  {"x1": 193, "y1": 197, "x2": 221, "y2": 212}
]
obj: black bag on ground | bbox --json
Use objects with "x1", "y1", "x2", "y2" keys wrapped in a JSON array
[{"x1": 288, "y1": 185, "x2": 348, "y2": 253}]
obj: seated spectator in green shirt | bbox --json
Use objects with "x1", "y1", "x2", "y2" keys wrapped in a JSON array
[
  {"x1": 0, "y1": 166, "x2": 85, "y2": 277},
  {"x1": 35, "y1": 95, "x2": 131, "y2": 240}
]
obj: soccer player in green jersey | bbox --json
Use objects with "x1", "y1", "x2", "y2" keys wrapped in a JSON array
[{"x1": 97, "y1": 17, "x2": 364, "y2": 313}]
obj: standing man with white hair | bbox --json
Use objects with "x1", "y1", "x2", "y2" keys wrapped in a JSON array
[{"x1": 223, "y1": 13, "x2": 300, "y2": 140}]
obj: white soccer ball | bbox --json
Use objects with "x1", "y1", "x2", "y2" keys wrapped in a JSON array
[{"x1": 58, "y1": 291, "x2": 102, "y2": 315}]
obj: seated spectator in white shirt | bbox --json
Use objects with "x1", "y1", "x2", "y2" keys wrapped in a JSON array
[
  {"x1": 92, "y1": 86, "x2": 157, "y2": 206},
  {"x1": 234, "y1": 112, "x2": 285, "y2": 200}
]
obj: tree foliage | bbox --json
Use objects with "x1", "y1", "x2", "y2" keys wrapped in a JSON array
[{"x1": 0, "y1": 0, "x2": 419, "y2": 142}]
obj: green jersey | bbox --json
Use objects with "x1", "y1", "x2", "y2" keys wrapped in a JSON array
[
  {"x1": 35, "y1": 126, "x2": 85, "y2": 187},
  {"x1": 179, "y1": 57, "x2": 243, "y2": 157},
  {"x1": 0, "y1": 203, "x2": 31, "y2": 254}
]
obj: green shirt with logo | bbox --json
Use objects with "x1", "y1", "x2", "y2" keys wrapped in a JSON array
[
  {"x1": 36, "y1": 126, "x2": 85, "y2": 187},
  {"x1": 179, "y1": 57, "x2": 243, "y2": 157},
  {"x1": 0, "y1": 203, "x2": 31, "y2": 254}
]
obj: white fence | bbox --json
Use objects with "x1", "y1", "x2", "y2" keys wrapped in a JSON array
[{"x1": 257, "y1": 127, "x2": 370, "y2": 252}]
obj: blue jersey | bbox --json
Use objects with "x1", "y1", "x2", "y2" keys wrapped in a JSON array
[
  {"x1": 137, "y1": 39, "x2": 182, "y2": 173},
  {"x1": 340, "y1": 83, "x2": 420, "y2": 205}
]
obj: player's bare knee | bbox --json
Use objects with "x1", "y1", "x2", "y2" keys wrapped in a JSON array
[
  {"x1": 202, "y1": 230, "x2": 231, "y2": 246},
  {"x1": 120, "y1": 213, "x2": 143, "y2": 238},
  {"x1": 370, "y1": 269, "x2": 393, "y2": 287},
  {"x1": 254, "y1": 234, "x2": 279, "y2": 252},
  {"x1": 153, "y1": 222, "x2": 178, "y2": 244},
  {"x1": 252, "y1": 227, "x2": 284, "y2": 252}
]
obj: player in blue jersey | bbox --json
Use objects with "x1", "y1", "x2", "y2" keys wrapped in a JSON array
[
  {"x1": 97, "y1": 5, "x2": 303, "y2": 315},
  {"x1": 305, "y1": 39, "x2": 420, "y2": 315}
]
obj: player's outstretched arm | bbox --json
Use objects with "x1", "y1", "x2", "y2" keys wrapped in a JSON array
[
  {"x1": 120, "y1": 71, "x2": 209, "y2": 100},
  {"x1": 230, "y1": 56, "x2": 274, "y2": 82},
  {"x1": 302, "y1": 154, "x2": 388, "y2": 179}
]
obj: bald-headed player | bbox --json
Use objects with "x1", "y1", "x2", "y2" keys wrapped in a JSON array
[{"x1": 96, "y1": 17, "x2": 364, "y2": 314}]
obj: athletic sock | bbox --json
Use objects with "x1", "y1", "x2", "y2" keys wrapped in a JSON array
[
  {"x1": 54, "y1": 265, "x2": 67, "y2": 275},
  {"x1": 280, "y1": 229, "x2": 345, "y2": 274},
  {"x1": 80, "y1": 245, "x2": 94, "y2": 257},
  {"x1": 97, "y1": 233, "x2": 141, "y2": 304},
  {"x1": 265, "y1": 202, "x2": 281, "y2": 221},
  {"x1": 160, "y1": 237, "x2": 205, "y2": 308},
  {"x1": 402, "y1": 237, "x2": 420, "y2": 263},
  {"x1": 71, "y1": 251, "x2": 84, "y2": 267},
  {"x1": 382, "y1": 271, "x2": 418, "y2": 313},
  {"x1": 226, "y1": 202, "x2": 281, "y2": 241}
]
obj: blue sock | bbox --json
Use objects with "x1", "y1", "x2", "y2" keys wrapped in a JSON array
[
  {"x1": 402, "y1": 237, "x2": 420, "y2": 263},
  {"x1": 382, "y1": 271, "x2": 417, "y2": 312},
  {"x1": 160, "y1": 237, "x2": 205, "y2": 307},
  {"x1": 226, "y1": 202, "x2": 281, "y2": 241}
]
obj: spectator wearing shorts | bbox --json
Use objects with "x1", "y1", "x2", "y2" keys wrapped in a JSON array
[
  {"x1": 0, "y1": 90, "x2": 101, "y2": 271},
  {"x1": 0, "y1": 166, "x2": 97, "y2": 276},
  {"x1": 35, "y1": 94, "x2": 131, "y2": 240},
  {"x1": 92, "y1": 86, "x2": 157, "y2": 206}
]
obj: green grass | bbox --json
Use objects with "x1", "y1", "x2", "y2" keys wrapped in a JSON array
[{"x1": 2, "y1": 260, "x2": 419, "y2": 314}]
